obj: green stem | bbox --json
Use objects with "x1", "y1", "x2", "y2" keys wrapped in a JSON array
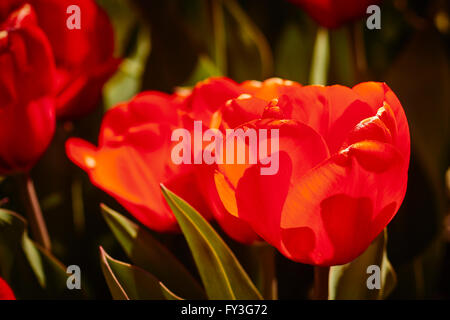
[
  {"x1": 247, "y1": 243, "x2": 277, "y2": 300},
  {"x1": 211, "y1": 0, "x2": 227, "y2": 74},
  {"x1": 313, "y1": 266, "x2": 330, "y2": 300},
  {"x1": 351, "y1": 22, "x2": 368, "y2": 82},
  {"x1": 309, "y1": 26, "x2": 330, "y2": 85},
  {"x1": 71, "y1": 176, "x2": 85, "y2": 236},
  {"x1": 19, "y1": 174, "x2": 51, "y2": 251}
]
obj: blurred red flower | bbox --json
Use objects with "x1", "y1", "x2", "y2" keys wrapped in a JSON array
[
  {"x1": 210, "y1": 78, "x2": 410, "y2": 266},
  {"x1": 66, "y1": 91, "x2": 212, "y2": 232},
  {"x1": 0, "y1": 277, "x2": 15, "y2": 300},
  {"x1": 0, "y1": 4, "x2": 56, "y2": 174},
  {"x1": 290, "y1": 0, "x2": 382, "y2": 29},
  {"x1": 1, "y1": 0, "x2": 119, "y2": 120}
]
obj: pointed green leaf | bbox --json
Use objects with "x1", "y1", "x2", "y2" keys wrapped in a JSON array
[
  {"x1": 0, "y1": 209, "x2": 26, "y2": 279},
  {"x1": 101, "y1": 204, "x2": 204, "y2": 299},
  {"x1": 329, "y1": 229, "x2": 397, "y2": 300},
  {"x1": 0, "y1": 209, "x2": 82, "y2": 299},
  {"x1": 21, "y1": 236, "x2": 68, "y2": 293},
  {"x1": 160, "y1": 184, "x2": 262, "y2": 300},
  {"x1": 159, "y1": 282, "x2": 183, "y2": 300},
  {"x1": 100, "y1": 247, "x2": 179, "y2": 300}
]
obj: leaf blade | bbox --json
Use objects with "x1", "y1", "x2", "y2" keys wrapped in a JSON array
[
  {"x1": 329, "y1": 229, "x2": 397, "y2": 300},
  {"x1": 160, "y1": 184, "x2": 262, "y2": 300},
  {"x1": 101, "y1": 204, "x2": 205, "y2": 299}
]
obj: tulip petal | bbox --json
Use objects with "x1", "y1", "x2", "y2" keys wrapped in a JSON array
[
  {"x1": 215, "y1": 119, "x2": 329, "y2": 251},
  {"x1": 187, "y1": 77, "x2": 243, "y2": 123},
  {"x1": 279, "y1": 142, "x2": 407, "y2": 265},
  {"x1": 353, "y1": 82, "x2": 410, "y2": 161},
  {"x1": 0, "y1": 277, "x2": 15, "y2": 300},
  {"x1": 240, "y1": 78, "x2": 302, "y2": 101}
]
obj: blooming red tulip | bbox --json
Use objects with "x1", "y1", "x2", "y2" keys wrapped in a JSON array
[
  {"x1": 211, "y1": 78, "x2": 410, "y2": 266},
  {"x1": 290, "y1": 0, "x2": 382, "y2": 29},
  {"x1": 0, "y1": 0, "x2": 119, "y2": 120},
  {"x1": 66, "y1": 91, "x2": 212, "y2": 232},
  {"x1": 0, "y1": 277, "x2": 15, "y2": 300},
  {"x1": 0, "y1": 4, "x2": 56, "y2": 174}
]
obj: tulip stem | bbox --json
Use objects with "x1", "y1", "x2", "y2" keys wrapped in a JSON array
[
  {"x1": 350, "y1": 22, "x2": 368, "y2": 82},
  {"x1": 212, "y1": 0, "x2": 227, "y2": 74},
  {"x1": 313, "y1": 266, "x2": 330, "y2": 300},
  {"x1": 19, "y1": 174, "x2": 51, "y2": 251},
  {"x1": 247, "y1": 243, "x2": 278, "y2": 300},
  {"x1": 309, "y1": 26, "x2": 329, "y2": 85}
]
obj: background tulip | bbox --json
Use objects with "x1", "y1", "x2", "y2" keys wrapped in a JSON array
[
  {"x1": 0, "y1": 0, "x2": 119, "y2": 120},
  {"x1": 289, "y1": 0, "x2": 382, "y2": 28},
  {"x1": 212, "y1": 78, "x2": 410, "y2": 266},
  {"x1": 0, "y1": 277, "x2": 15, "y2": 300},
  {"x1": 0, "y1": 4, "x2": 56, "y2": 175}
]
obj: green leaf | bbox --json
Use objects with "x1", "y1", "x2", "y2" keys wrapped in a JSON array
[
  {"x1": 329, "y1": 229, "x2": 397, "y2": 300},
  {"x1": 0, "y1": 209, "x2": 81, "y2": 299},
  {"x1": 275, "y1": 22, "x2": 313, "y2": 85},
  {"x1": 159, "y1": 282, "x2": 184, "y2": 301},
  {"x1": 309, "y1": 26, "x2": 329, "y2": 85},
  {"x1": 100, "y1": 247, "x2": 180, "y2": 300},
  {"x1": 0, "y1": 209, "x2": 26, "y2": 279},
  {"x1": 103, "y1": 23, "x2": 151, "y2": 109},
  {"x1": 101, "y1": 204, "x2": 205, "y2": 299},
  {"x1": 160, "y1": 184, "x2": 262, "y2": 300},
  {"x1": 183, "y1": 55, "x2": 222, "y2": 87},
  {"x1": 22, "y1": 236, "x2": 68, "y2": 292},
  {"x1": 223, "y1": 0, "x2": 273, "y2": 79},
  {"x1": 100, "y1": 0, "x2": 152, "y2": 110}
]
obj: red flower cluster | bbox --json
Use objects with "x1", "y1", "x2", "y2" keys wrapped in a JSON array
[
  {"x1": 290, "y1": 0, "x2": 382, "y2": 29},
  {"x1": 0, "y1": 1, "x2": 117, "y2": 174},
  {"x1": 67, "y1": 77, "x2": 410, "y2": 266}
]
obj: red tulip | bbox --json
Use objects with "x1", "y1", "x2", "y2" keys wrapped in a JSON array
[
  {"x1": 211, "y1": 78, "x2": 410, "y2": 266},
  {"x1": 0, "y1": 277, "x2": 15, "y2": 300},
  {"x1": 189, "y1": 78, "x2": 304, "y2": 244},
  {"x1": 0, "y1": 4, "x2": 56, "y2": 174},
  {"x1": 290, "y1": 0, "x2": 382, "y2": 29},
  {"x1": 0, "y1": 0, "x2": 119, "y2": 120},
  {"x1": 34, "y1": 0, "x2": 119, "y2": 120},
  {"x1": 66, "y1": 91, "x2": 212, "y2": 232}
]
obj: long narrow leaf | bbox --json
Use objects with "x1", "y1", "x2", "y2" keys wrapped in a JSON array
[
  {"x1": 101, "y1": 204, "x2": 204, "y2": 299},
  {"x1": 160, "y1": 184, "x2": 262, "y2": 300},
  {"x1": 100, "y1": 247, "x2": 178, "y2": 300}
]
